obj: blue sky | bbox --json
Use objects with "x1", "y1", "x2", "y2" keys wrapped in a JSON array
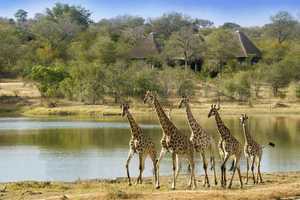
[{"x1": 0, "y1": 0, "x2": 299, "y2": 26}]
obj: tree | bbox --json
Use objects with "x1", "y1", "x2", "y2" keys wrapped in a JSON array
[
  {"x1": 266, "y1": 11, "x2": 297, "y2": 44},
  {"x1": 29, "y1": 65, "x2": 67, "y2": 98},
  {"x1": 105, "y1": 62, "x2": 134, "y2": 103},
  {"x1": 164, "y1": 27, "x2": 205, "y2": 70},
  {"x1": 205, "y1": 29, "x2": 240, "y2": 73},
  {"x1": 46, "y1": 3, "x2": 92, "y2": 28},
  {"x1": 149, "y1": 12, "x2": 193, "y2": 39},
  {"x1": 14, "y1": 9, "x2": 28, "y2": 23},
  {"x1": 222, "y1": 22, "x2": 241, "y2": 30},
  {"x1": 0, "y1": 21, "x2": 24, "y2": 75}
]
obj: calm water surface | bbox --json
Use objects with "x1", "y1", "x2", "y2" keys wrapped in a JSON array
[{"x1": 0, "y1": 115, "x2": 299, "y2": 182}]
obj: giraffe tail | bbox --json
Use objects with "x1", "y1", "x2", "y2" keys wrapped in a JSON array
[
  {"x1": 229, "y1": 160, "x2": 235, "y2": 171},
  {"x1": 262, "y1": 142, "x2": 275, "y2": 149}
]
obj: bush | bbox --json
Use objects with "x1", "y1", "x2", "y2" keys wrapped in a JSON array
[
  {"x1": 133, "y1": 69, "x2": 163, "y2": 97},
  {"x1": 222, "y1": 71, "x2": 251, "y2": 101},
  {"x1": 296, "y1": 85, "x2": 300, "y2": 98},
  {"x1": 177, "y1": 79, "x2": 196, "y2": 97}
]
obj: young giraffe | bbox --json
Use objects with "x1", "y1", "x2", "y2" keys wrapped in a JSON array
[
  {"x1": 240, "y1": 114, "x2": 274, "y2": 184},
  {"x1": 178, "y1": 96, "x2": 218, "y2": 187},
  {"x1": 144, "y1": 91, "x2": 196, "y2": 190},
  {"x1": 240, "y1": 113, "x2": 262, "y2": 184},
  {"x1": 208, "y1": 104, "x2": 243, "y2": 188},
  {"x1": 121, "y1": 103, "x2": 158, "y2": 186}
]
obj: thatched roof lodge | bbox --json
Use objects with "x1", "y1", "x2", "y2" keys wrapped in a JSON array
[
  {"x1": 129, "y1": 30, "x2": 261, "y2": 69},
  {"x1": 234, "y1": 30, "x2": 262, "y2": 63}
]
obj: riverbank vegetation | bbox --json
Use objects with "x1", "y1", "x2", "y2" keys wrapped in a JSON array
[{"x1": 0, "y1": 3, "x2": 300, "y2": 112}]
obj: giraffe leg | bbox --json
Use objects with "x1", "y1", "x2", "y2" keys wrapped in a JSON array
[
  {"x1": 211, "y1": 156, "x2": 218, "y2": 185},
  {"x1": 246, "y1": 156, "x2": 249, "y2": 184},
  {"x1": 201, "y1": 152, "x2": 210, "y2": 187},
  {"x1": 187, "y1": 153, "x2": 196, "y2": 190},
  {"x1": 175, "y1": 154, "x2": 182, "y2": 180},
  {"x1": 136, "y1": 153, "x2": 146, "y2": 184},
  {"x1": 257, "y1": 156, "x2": 263, "y2": 183},
  {"x1": 155, "y1": 148, "x2": 167, "y2": 189},
  {"x1": 150, "y1": 151, "x2": 158, "y2": 187},
  {"x1": 236, "y1": 157, "x2": 243, "y2": 189},
  {"x1": 209, "y1": 143, "x2": 218, "y2": 185},
  {"x1": 171, "y1": 153, "x2": 177, "y2": 190},
  {"x1": 221, "y1": 154, "x2": 230, "y2": 188},
  {"x1": 228, "y1": 154, "x2": 243, "y2": 189},
  {"x1": 125, "y1": 149, "x2": 135, "y2": 186},
  {"x1": 251, "y1": 156, "x2": 256, "y2": 184}
]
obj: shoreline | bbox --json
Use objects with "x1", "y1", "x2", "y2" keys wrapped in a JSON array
[
  {"x1": 2, "y1": 102, "x2": 300, "y2": 118},
  {"x1": 0, "y1": 171, "x2": 300, "y2": 199}
]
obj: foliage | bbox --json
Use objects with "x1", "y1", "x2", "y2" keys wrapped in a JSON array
[
  {"x1": 0, "y1": 5, "x2": 300, "y2": 103},
  {"x1": 164, "y1": 26, "x2": 205, "y2": 70},
  {"x1": 296, "y1": 85, "x2": 300, "y2": 98},
  {"x1": 29, "y1": 65, "x2": 67, "y2": 98},
  {"x1": 205, "y1": 28, "x2": 240, "y2": 73},
  {"x1": 266, "y1": 11, "x2": 297, "y2": 44},
  {"x1": 177, "y1": 79, "x2": 196, "y2": 97},
  {"x1": 222, "y1": 71, "x2": 251, "y2": 101}
]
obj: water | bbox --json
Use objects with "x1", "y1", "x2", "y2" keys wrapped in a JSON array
[{"x1": 0, "y1": 115, "x2": 299, "y2": 182}]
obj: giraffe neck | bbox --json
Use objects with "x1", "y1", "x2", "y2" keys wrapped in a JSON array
[
  {"x1": 153, "y1": 97, "x2": 176, "y2": 136},
  {"x1": 125, "y1": 110, "x2": 141, "y2": 137},
  {"x1": 185, "y1": 103, "x2": 203, "y2": 134},
  {"x1": 215, "y1": 112, "x2": 230, "y2": 138},
  {"x1": 242, "y1": 122, "x2": 252, "y2": 143}
]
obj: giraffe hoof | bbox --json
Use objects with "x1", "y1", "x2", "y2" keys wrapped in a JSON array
[
  {"x1": 155, "y1": 185, "x2": 160, "y2": 189},
  {"x1": 171, "y1": 187, "x2": 176, "y2": 190},
  {"x1": 215, "y1": 181, "x2": 218, "y2": 185},
  {"x1": 128, "y1": 183, "x2": 132, "y2": 186}
]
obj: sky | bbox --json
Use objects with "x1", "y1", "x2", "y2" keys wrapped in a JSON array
[{"x1": 0, "y1": 0, "x2": 299, "y2": 26}]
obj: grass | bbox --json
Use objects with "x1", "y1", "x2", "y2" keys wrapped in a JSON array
[
  {"x1": 2, "y1": 79, "x2": 300, "y2": 117},
  {"x1": 0, "y1": 172, "x2": 300, "y2": 200}
]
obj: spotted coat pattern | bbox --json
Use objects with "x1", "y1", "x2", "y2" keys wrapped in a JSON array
[
  {"x1": 123, "y1": 104, "x2": 157, "y2": 186},
  {"x1": 179, "y1": 97, "x2": 218, "y2": 186},
  {"x1": 240, "y1": 114, "x2": 263, "y2": 184},
  {"x1": 144, "y1": 91, "x2": 196, "y2": 190},
  {"x1": 208, "y1": 105, "x2": 243, "y2": 188}
]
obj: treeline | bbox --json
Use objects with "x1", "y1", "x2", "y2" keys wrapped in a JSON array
[{"x1": 0, "y1": 3, "x2": 300, "y2": 104}]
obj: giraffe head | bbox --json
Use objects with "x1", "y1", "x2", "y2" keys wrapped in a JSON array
[
  {"x1": 208, "y1": 104, "x2": 220, "y2": 118},
  {"x1": 240, "y1": 113, "x2": 248, "y2": 124},
  {"x1": 178, "y1": 96, "x2": 189, "y2": 109},
  {"x1": 120, "y1": 103, "x2": 130, "y2": 117},
  {"x1": 143, "y1": 90, "x2": 156, "y2": 104}
]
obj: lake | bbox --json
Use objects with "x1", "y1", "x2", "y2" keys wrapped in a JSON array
[{"x1": 0, "y1": 114, "x2": 299, "y2": 182}]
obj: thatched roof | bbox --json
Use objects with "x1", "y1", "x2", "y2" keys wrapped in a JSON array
[
  {"x1": 129, "y1": 31, "x2": 261, "y2": 60},
  {"x1": 129, "y1": 32, "x2": 161, "y2": 59},
  {"x1": 235, "y1": 30, "x2": 261, "y2": 58}
]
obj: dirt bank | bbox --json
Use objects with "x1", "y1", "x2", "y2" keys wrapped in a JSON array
[{"x1": 0, "y1": 172, "x2": 299, "y2": 200}]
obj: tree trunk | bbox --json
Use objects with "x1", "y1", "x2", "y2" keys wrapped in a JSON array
[
  {"x1": 272, "y1": 86, "x2": 278, "y2": 97},
  {"x1": 184, "y1": 59, "x2": 188, "y2": 71}
]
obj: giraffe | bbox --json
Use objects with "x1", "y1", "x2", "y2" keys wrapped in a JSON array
[
  {"x1": 121, "y1": 103, "x2": 158, "y2": 186},
  {"x1": 178, "y1": 96, "x2": 218, "y2": 187},
  {"x1": 240, "y1": 113, "x2": 274, "y2": 184},
  {"x1": 144, "y1": 91, "x2": 196, "y2": 190},
  {"x1": 208, "y1": 104, "x2": 243, "y2": 188}
]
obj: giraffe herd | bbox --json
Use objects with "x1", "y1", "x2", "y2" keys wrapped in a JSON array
[{"x1": 122, "y1": 91, "x2": 274, "y2": 190}]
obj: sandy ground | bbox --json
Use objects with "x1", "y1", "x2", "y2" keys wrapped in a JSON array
[{"x1": 0, "y1": 172, "x2": 300, "y2": 200}]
